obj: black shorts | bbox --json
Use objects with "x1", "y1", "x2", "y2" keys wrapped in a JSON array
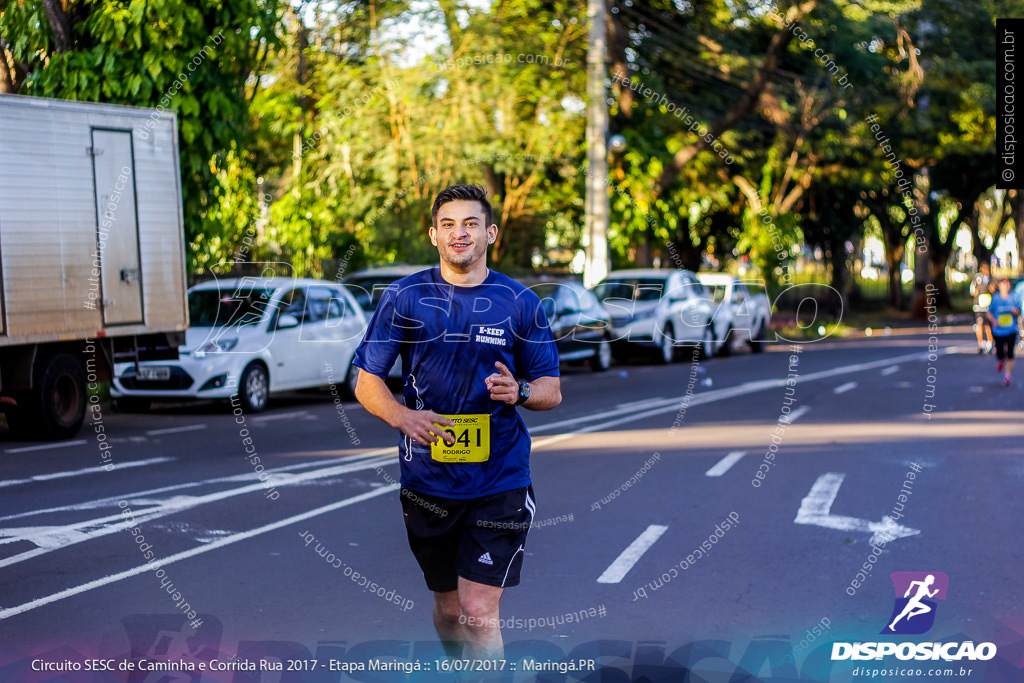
[
  {"x1": 994, "y1": 333, "x2": 1017, "y2": 360},
  {"x1": 400, "y1": 486, "x2": 535, "y2": 593}
]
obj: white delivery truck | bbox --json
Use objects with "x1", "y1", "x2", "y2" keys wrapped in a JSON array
[{"x1": 0, "y1": 94, "x2": 188, "y2": 439}]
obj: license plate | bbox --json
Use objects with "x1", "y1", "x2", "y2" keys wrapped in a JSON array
[
  {"x1": 431, "y1": 414, "x2": 490, "y2": 463},
  {"x1": 138, "y1": 366, "x2": 171, "y2": 381}
]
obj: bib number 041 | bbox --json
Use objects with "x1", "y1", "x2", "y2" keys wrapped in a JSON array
[{"x1": 431, "y1": 414, "x2": 490, "y2": 463}]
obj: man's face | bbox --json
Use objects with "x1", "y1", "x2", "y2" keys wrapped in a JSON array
[
  {"x1": 999, "y1": 280, "x2": 1010, "y2": 296},
  {"x1": 429, "y1": 199, "x2": 498, "y2": 270}
]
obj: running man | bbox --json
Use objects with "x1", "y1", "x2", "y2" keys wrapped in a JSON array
[
  {"x1": 986, "y1": 277, "x2": 1020, "y2": 386},
  {"x1": 888, "y1": 574, "x2": 939, "y2": 631},
  {"x1": 353, "y1": 184, "x2": 561, "y2": 660},
  {"x1": 971, "y1": 263, "x2": 994, "y2": 354}
]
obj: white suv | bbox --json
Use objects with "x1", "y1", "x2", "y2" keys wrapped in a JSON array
[{"x1": 592, "y1": 269, "x2": 715, "y2": 363}]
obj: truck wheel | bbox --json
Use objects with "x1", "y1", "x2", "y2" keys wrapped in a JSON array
[
  {"x1": 238, "y1": 363, "x2": 269, "y2": 413},
  {"x1": 16, "y1": 353, "x2": 88, "y2": 440}
]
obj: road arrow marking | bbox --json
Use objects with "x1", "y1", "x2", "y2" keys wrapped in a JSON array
[{"x1": 795, "y1": 473, "x2": 920, "y2": 545}]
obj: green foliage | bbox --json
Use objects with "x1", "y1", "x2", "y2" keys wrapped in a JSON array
[{"x1": 2, "y1": 0, "x2": 280, "y2": 273}]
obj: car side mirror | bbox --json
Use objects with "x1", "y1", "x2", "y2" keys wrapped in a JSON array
[{"x1": 276, "y1": 314, "x2": 300, "y2": 330}]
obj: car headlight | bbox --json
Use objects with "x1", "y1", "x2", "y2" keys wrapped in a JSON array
[{"x1": 193, "y1": 338, "x2": 239, "y2": 358}]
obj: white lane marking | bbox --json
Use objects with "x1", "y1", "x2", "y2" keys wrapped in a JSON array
[
  {"x1": 833, "y1": 382, "x2": 858, "y2": 395},
  {"x1": 881, "y1": 366, "x2": 900, "y2": 376},
  {"x1": 0, "y1": 484, "x2": 399, "y2": 621},
  {"x1": 781, "y1": 405, "x2": 811, "y2": 424},
  {"x1": 794, "y1": 472, "x2": 920, "y2": 545},
  {"x1": 616, "y1": 398, "x2": 669, "y2": 410},
  {"x1": 5, "y1": 440, "x2": 87, "y2": 454},
  {"x1": 0, "y1": 455, "x2": 396, "y2": 569},
  {"x1": 145, "y1": 424, "x2": 206, "y2": 436},
  {"x1": 531, "y1": 349, "x2": 950, "y2": 435},
  {"x1": 596, "y1": 524, "x2": 669, "y2": 584},
  {"x1": 0, "y1": 448, "x2": 397, "y2": 523},
  {"x1": 250, "y1": 411, "x2": 309, "y2": 423},
  {"x1": 705, "y1": 451, "x2": 746, "y2": 477},
  {"x1": 0, "y1": 457, "x2": 175, "y2": 489}
]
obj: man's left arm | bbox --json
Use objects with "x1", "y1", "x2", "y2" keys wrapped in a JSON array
[
  {"x1": 485, "y1": 362, "x2": 561, "y2": 410},
  {"x1": 520, "y1": 375, "x2": 561, "y2": 411}
]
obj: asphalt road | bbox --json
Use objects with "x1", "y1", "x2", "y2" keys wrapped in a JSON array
[{"x1": 1, "y1": 326, "x2": 1022, "y2": 683}]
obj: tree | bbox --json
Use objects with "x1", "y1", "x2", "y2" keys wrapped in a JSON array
[{"x1": 0, "y1": 0, "x2": 281, "y2": 273}]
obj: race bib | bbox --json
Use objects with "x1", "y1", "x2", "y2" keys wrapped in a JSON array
[
  {"x1": 998, "y1": 313, "x2": 1013, "y2": 328},
  {"x1": 431, "y1": 414, "x2": 491, "y2": 463}
]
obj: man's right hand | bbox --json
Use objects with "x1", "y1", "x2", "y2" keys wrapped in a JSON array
[{"x1": 396, "y1": 408, "x2": 456, "y2": 447}]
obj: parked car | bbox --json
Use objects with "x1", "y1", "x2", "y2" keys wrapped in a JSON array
[
  {"x1": 341, "y1": 264, "x2": 430, "y2": 378},
  {"x1": 696, "y1": 273, "x2": 772, "y2": 356},
  {"x1": 531, "y1": 281, "x2": 613, "y2": 371},
  {"x1": 342, "y1": 264, "x2": 431, "y2": 312},
  {"x1": 110, "y1": 278, "x2": 367, "y2": 412},
  {"x1": 592, "y1": 269, "x2": 715, "y2": 363}
]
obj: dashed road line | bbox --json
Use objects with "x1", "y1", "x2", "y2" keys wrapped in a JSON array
[
  {"x1": 705, "y1": 451, "x2": 746, "y2": 477},
  {"x1": 881, "y1": 366, "x2": 900, "y2": 376},
  {"x1": 782, "y1": 405, "x2": 811, "y2": 424},
  {"x1": 833, "y1": 382, "x2": 858, "y2": 395},
  {"x1": 145, "y1": 424, "x2": 207, "y2": 436},
  {"x1": 0, "y1": 457, "x2": 175, "y2": 489},
  {"x1": 597, "y1": 524, "x2": 669, "y2": 584},
  {"x1": 5, "y1": 440, "x2": 87, "y2": 454},
  {"x1": 250, "y1": 411, "x2": 310, "y2": 423}
]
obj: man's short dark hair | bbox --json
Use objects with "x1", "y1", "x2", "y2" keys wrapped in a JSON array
[{"x1": 431, "y1": 184, "x2": 493, "y2": 228}]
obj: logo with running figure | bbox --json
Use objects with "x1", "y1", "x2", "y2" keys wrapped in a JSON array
[{"x1": 881, "y1": 571, "x2": 949, "y2": 635}]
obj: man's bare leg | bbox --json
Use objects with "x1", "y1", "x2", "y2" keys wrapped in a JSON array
[
  {"x1": 458, "y1": 577, "x2": 505, "y2": 659},
  {"x1": 434, "y1": 590, "x2": 464, "y2": 659}
]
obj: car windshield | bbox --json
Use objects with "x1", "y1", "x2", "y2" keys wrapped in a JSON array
[
  {"x1": 593, "y1": 278, "x2": 666, "y2": 302},
  {"x1": 705, "y1": 284, "x2": 727, "y2": 304},
  {"x1": 188, "y1": 287, "x2": 276, "y2": 328},
  {"x1": 343, "y1": 276, "x2": 404, "y2": 311}
]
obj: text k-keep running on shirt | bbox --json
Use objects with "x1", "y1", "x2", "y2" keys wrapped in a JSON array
[{"x1": 353, "y1": 267, "x2": 560, "y2": 499}]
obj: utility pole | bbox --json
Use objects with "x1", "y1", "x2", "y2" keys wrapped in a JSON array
[{"x1": 583, "y1": 0, "x2": 609, "y2": 288}]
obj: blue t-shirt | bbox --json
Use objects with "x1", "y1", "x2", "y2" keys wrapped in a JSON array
[
  {"x1": 989, "y1": 292, "x2": 1020, "y2": 336},
  {"x1": 353, "y1": 266, "x2": 560, "y2": 499}
]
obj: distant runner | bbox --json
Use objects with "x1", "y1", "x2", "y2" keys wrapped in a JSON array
[
  {"x1": 352, "y1": 184, "x2": 561, "y2": 660},
  {"x1": 971, "y1": 263, "x2": 994, "y2": 354},
  {"x1": 986, "y1": 277, "x2": 1020, "y2": 386}
]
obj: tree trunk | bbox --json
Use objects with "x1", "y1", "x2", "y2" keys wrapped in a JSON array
[
  {"x1": 829, "y1": 243, "x2": 849, "y2": 318},
  {"x1": 927, "y1": 241, "x2": 952, "y2": 308},
  {"x1": 41, "y1": 0, "x2": 72, "y2": 53},
  {"x1": 968, "y1": 210, "x2": 994, "y2": 268},
  {"x1": 884, "y1": 244, "x2": 905, "y2": 310},
  {"x1": 0, "y1": 35, "x2": 17, "y2": 93},
  {"x1": 910, "y1": 170, "x2": 932, "y2": 318},
  {"x1": 1013, "y1": 190, "x2": 1024, "y2": 276}
]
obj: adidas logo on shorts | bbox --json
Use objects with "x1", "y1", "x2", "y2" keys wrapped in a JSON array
[{"x1": 478, "y1": 552, "x2": 494, "y2": 565}]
